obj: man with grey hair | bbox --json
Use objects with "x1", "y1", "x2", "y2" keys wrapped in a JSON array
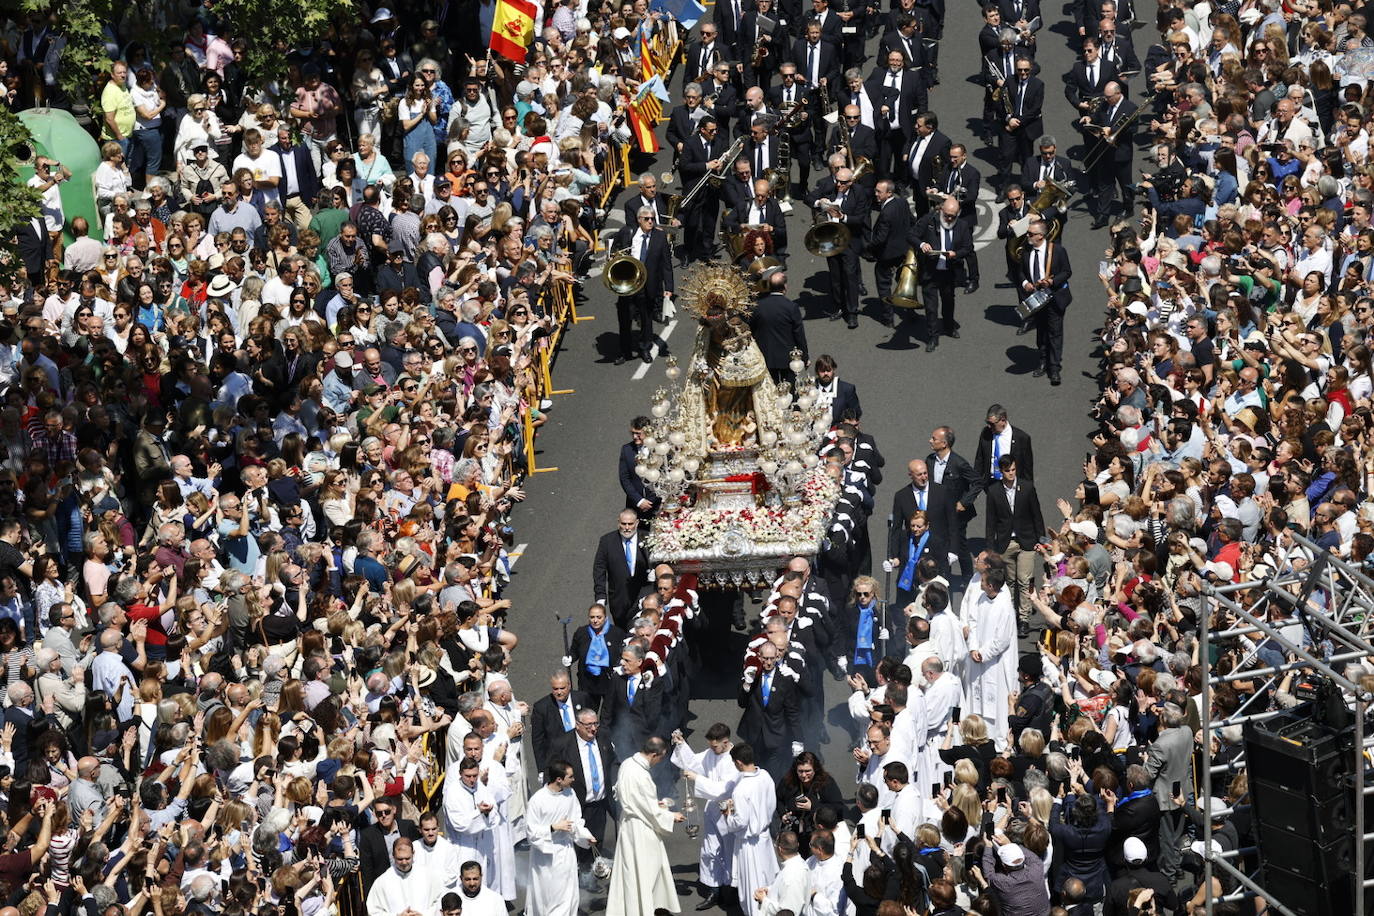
[
  {"x1": 35, "y1": 646, "x2": 86, "y2": 730},
  {"x1": 608, "y1": 204, "x2": 675, "y2": 365},
  {"x1": 4, "y1": 681, "x2": 54, "y2": 771},
  {"x1": 92, "y1": 627, "x2": 138, "y2": 721},
  {"x1": 42, "y1": 603, "x2": 93, "y2": 676},
  {"x1": 1144, "y1": 702, "x2": 1193, "y2": 878}
]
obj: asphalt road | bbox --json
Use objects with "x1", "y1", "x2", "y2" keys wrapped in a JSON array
[{"x1": 498, "y1": 2, "x2": 1146, "y2": 910}]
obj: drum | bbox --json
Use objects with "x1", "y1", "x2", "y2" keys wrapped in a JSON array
[{"x1": 1016, "y1": 288, "x2": 1052, "y2": 321}]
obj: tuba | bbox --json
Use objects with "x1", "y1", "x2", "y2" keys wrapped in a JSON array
[
  {"x1": 602, "y1": 248, "x2": 647, "y2": 295},
  {"x1": 745, "y1": 255, "x2": 784, "y2": 293},
  {"x1": 804, "y1": 208, "x2": 852, "y2": 258},
  {"x1": 1007, "y1": 178, "x2": 1070, "y2": 259},
  {"x1": 885, "y1": 248, "x2": 922, "y2": 308}
]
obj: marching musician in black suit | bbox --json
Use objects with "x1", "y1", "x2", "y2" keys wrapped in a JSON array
[
  {"x1": 815, "y1": 166, "x2": 869, "y2": 328},
  {"x1": 767, "y1": 63, "x2": 816, "y2": 193},
  {"x1": 906, "y1": 111, "x2": 951, "y2": 215},
  {"x1": 886, "y1": 459, "x2": 954, "y2": 581},
  {"x1": 1016, "y1": 217, "x2": 1073, "y2": 385},
  {"x1": 981, "y1": 24, "x2": 1022, "y2": 142},
  {"x1": 721, "y1": 157, "x2": 758, "y2": 214},
  {"x1": 996, "y1": 183, "x2": 1033, "y2": 284},
  {"x1": 567, "y1": 603, "x2": 629, "y2": 713},
  {"x1": 912, "y1": 197, "x2": 972, "y2": 349},
  {"x1": 678, "y1": 115, "x2": 731, "y2": 260},
  {"x1": 738, "y1": 640, "x2": 803, "y2": 782},
  {"x1": 972, "y1": 404, "x2": 1036, "y2": 496},
  {"x1": 1065, "y1": 37, "x2": 1118, "y2": 116},
  {"x1": 983, "y1": 455, "x2": 1045, "y2": 636},
  {"x1": 530, "y1": 670, "x2": 594, "y2": 775},
  {"x1": 879, "y1": 14, "x2": 930, "y2": 71},
  {"x1": 827, "y1": 105, "x2": 879, "y2": 189},
  {"x1": 866, "y1": 178, "x2": 912, "y2": 326},
  {"x1": 666, "y1": 87, "x2": 709, "y2": 156},
  {"x1": 998, "y1": 56, "x2": 1045, "y2": 190},
  {"x1": 592, "y1": 510, "x2": 651, "y2": 626},
  {"x1": 742, "y1": 114, "x2": 783, "y2": 177},
  {"x1": 621, "y1": 173, "x2": 674, "y2": 226},
  {"x1": 1020, "y1": 135, "x2": 1076, "y2": 194},
  {"x1": 713, "y1": 0, "x2": 750, "y2": 54},
  {"x1": 1096, "y1": 20, "x2": 1141, "y2": 77},
  {"x1": 750, "y1": 267, "x2": 809, "y2": 386},
  {"x1": 802, "y1": 0, "x2": 843, "y2": 42},
  {"x1": 609, "y1": 209, "x2": 676, "y2": 365},
  {"x1": 726, "y1": 177, "x2": 790, "y2": 256},
  {"x1": 699, "y1": 61, "x2": 740, "y2": 140},
  {"x1": 740, "y1": 0, "x2": 784, "y2": 89},
  {"x1": 685, "y1": 24, "x2": 725, "y2": 84},
  {"x1": 827, "y1": 0, "x2": 867, "y2": 69},
  {"x1": 788, "y1": 21, "x2": 841, "y2": 92},
  {"x1": 1082, "y1": 80, "x2": 1137, "y2": 229},
  {"x1": 620, "y1": 417, "x2": 662, "y2": 517},
  {"x1": 930, "y1": 143, "x2": 982, "y2": 293},
  {"x1": 997, "y1": 0, "x2": 1041, "y2": 32},
  {"x1": 867, "y1": 49, "x2": 927, "y2": 187}
]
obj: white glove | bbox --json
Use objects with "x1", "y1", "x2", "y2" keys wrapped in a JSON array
[
  {"x1": 791, "y1": 742, "x2": 804, "y2": 757},
  {"x1": 560, "y1": 655, "x2": 573, "y2": 668},
  {"x1": 881, "y1": 560, "x2": 895, "y2": 573},
  {"x1": 743, "y1": 667, "x2": 757, "y2": 685},
  {"x1": 879, "y1": 627, "x2": 890, "y2": 641},
  {"x1": 837, "y1": 657, "x2": 848, "y2": 672},
  {"x1": 662, "y1": 294, "x2": 676, "y2": 319}
]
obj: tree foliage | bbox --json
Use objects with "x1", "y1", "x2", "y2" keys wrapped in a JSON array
[
  {"x1": 215, "y1": 0, "x2": 355, "y2": 86},
  {"x1": 0, "y1": 107, "x2": 43, "y2": 290},
  {"x1": 22, "y1": 0, "x2": 114, "y2": 117}
]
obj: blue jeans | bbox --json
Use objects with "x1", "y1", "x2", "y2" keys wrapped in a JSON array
[
  {"x1": 129, "y1": 128, "x2": 162, "y2": 177},
  {"x1": 402, "y1": 123, "x2": 436, "y2": 176}
]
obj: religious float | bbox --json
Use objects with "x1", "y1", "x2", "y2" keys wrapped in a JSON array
[{"x1": 633, "y1": 263, "x2": 841, "y2": 588}]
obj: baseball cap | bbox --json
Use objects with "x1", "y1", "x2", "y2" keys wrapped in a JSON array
[
  {"x1": 997, "y1": 844, "x2": 1025, "y2": 867},
  {"x1": 1123, "y1": 837, "x2": 1148, "y2": 863},
  {"x1": 334, "y1": 351, "x2": 355, "y2": 369},
  {"x1": 613, "y1": 26, "x2": 631, "y2": 39},
  {"x1": 364, "y1": 384, "x2": 385, "y2": 396},
  {"x1": 1068, "y1": 519, "x2": 1098, "y2": 540},
  {"x1": 371, "y1": 7, "x2": 394, "y2": 22}
]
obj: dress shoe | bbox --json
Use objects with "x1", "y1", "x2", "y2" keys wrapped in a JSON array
[
  {"x1": 880, "y1": 313, "x2": 895, "y2": 328},
  {"x1": 1032, "y1": 366, "x2": 1046, "y2": 377},
  {"x1": 614, "y1": 355, "x2": 627, "y2": 366},
  {"x1": 1016, "y1": 323, "x2": 1032, "y2": 336},
  {"x1": 1017, "y1": 619, "x2": 1030, "y2": 639},
  {"x1": 696, "y1": 891, "x2": 719, "y2": 911},
  {"x1": 1049, "y1": 371, "x2": 1062, "y2": 386},
  {"x1": 948, "y1": 329, "x2": 960, "y2": 339},
  {"x1": 828, "y1": 310, "x2": 842, "y2": 321},
  {"x1": 846, "y1": 318, "x2": 859, "y2": 329},
  {"x1": 926, "y1": 338, "x2": 938, "y2": 352},
  {"x1": 642, "y1": 352, "x2": 653, "y2": 364},
  {"x1": 964, "y1": 280, "x2": 979, "y2": 293},
  {"x1": 1091, "y1": 216, "x2": 1108, "y2": 230}
]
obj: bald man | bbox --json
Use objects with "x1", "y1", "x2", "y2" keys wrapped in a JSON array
[{"x1": 914, "y1": 197, "x2": 973, "y2": 350}]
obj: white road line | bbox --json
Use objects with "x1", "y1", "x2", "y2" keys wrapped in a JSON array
[
  {"x1": 633, "y1": 319, "x2": 678, "y2": 380},
  {"x1": 507, "y1": 543, "x2": 528, "y2": 567}
]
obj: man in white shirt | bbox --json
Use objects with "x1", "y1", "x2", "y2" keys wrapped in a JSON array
[
  {"x1": 365, "y1": 838, "x2": 441, "y2": 916},
  {"x1": 755, "y1": 831, "x2": 808, "y2": 915},
  {"x1": 232, "y1": 128, "x2": 283, "y2": 206}
]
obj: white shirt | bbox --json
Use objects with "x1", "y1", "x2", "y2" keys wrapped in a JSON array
[
  {"x1": 231, "y1": 150, "x2": 282, "y2": 205},
  {"x1": 909, "y1": 134, "x2": 931, "y2": 179},
  {"x1": 577, "y1": 736, "x2": 607, "y2": 802},
  {"x1": 931, "y1": 453, "x2": 949, "y2": 483},
  {"x1": 1003, "y1": 482, "x2": 1017, "y2": 513}
]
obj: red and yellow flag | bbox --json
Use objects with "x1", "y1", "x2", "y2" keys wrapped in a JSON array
[
  {"x1": 639, "y1": 29, "x2": 658, "y2": 80},
  {"x1": 490, "y1": 0, "x2": 537, "y2": 62},
  {"x1": 627, "y1": 104, "x2": 660, "y2": 153}
]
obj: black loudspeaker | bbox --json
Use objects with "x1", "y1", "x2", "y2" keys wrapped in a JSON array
[{"x1": 1245, "y1": 705, "x2": 1371, "y2": 916}]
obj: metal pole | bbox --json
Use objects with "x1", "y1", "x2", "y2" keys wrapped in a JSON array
[
  {"x1": 1208, "y1": 856, "x2": 1303, "y2": 916},
  {"x1": 1202, "y1": 590, "x2": 1214, "y2": 916},
  {"x1": 1358, "y1": 694, "x2": 1366, "y2": 916}
]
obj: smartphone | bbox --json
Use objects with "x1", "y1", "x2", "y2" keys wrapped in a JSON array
[
  {"x1": 997, "y1": 787, "x2": 1008, "y2": 805},
  {"x1": 1172, "y1": 780, "x2": 1183, "y2": 798},
  {"x1": 1069, "y1": 746, "x2": 1080, "y2": 760},
  {"x1": 952, "y1": 706, "x2": 961, "y2": 723},
  {"x1": 881, "y1": 809, "x2": 891, "y2": 820},
  {"x1": 856, "y1": 823, "x2": 866, "y2": 839},
  {"x1": 932, "y1": 782, "x2": 941, "y2": 796},
  {"x1": 983, "y1": 819, "x2": 996, "y2": 839},
  {"x1": 943, "y1": 772, "x2": 954, "y2": 788}
]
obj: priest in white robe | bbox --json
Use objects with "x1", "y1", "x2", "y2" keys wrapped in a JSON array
[
  {"x1": 671, "y1": 725, "x2": 741, "y2": 910},
  {"x1": 756, "y1": 831, "x2": 808, "y2": 915},
  {"x1": 608, "y1": 737, "x2": 684, "y2": 914},
  {"x1": 919, "y1": 657, "x2": 964, "y2": 785},
  {"x1": 452, "y1": 865, "x2": 506, "y2": 916},
  {"x1": 723, "y1": 743, "x2": 779, "y2": 916},
  {"x1": 527, "y1": 761, "x2": 594, "y2": 916},
  {"x1": 925, "y1": 585, "x2": 968, "y2": 676},
  {"x1": 805, "y1": 831, "x2": 845, "y2": 916},
  {"x1": 412, "y1": 813, "x2": 461, "y2": 894},
  {"x1": 484, "y1": 679, "x2": 529, "y2": 840},
  {"x1": 441, "y1": 757, "x2": 499, "y2": 883},
  {"x1": 965, "y1": 566, "x2": 1017, "y2": 751},
  {"x1": 366, "y1": 839, "x2": 441, "y2": 916}
]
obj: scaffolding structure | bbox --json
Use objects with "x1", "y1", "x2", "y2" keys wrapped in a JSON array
[{"x1": 1198, "y1": 532, "x2": 1374, "y2": 916}]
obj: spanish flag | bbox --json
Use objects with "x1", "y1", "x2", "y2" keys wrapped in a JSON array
[
  {"x1": 490, "y1": 0, "x2": 537, "y2": 62},
  {"x1": 626, "y1": 102, "x2": 660, "y2": 153}
]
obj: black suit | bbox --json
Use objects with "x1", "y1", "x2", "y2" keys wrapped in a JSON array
[
  {"x1": 787, "y1": 37, "x2": 841, "y2": 91},
  {"x1": 999, "y1": 75, "x2": 1045, "y2": 184},
  {"x1": 912, "y1": 215, "x2": 972, "y2": 340},
  {"x1": 888, "y1": 483, "x2": 954, "y2": 575},
  {"x1": 603, "y1": 670, "x2": 666, "y2": 761},
  {"x1": 592, "y1": 529, "x2": 651, "y2": 628},
  {"x1": 972, "y1": 425, "x2": 1035, "y2": 498},
  {"x1": 665, "y1": 104, "x2": 704, "y2": 153},
  {"x1": 679, "y1": 131, "x2": 731, "y2": 259},
  {"x1": 826, "y1": 123, "x2": 879, "y2": 185},
  {"x1": 767, "y1": 79, "x2": 816, "y2": 190},
  {"x1": 927, "y1": 450, "x2": 979, "y2": 577},
  {"x1": 934, "y1": 161, "x2": 982, "y2": 286},
  {"x1": 725, "y1": 196, "x2": 789, "y2": 256},
  {"x1": 831, "y1": 379, "x2": 861, "y2": 422},
  {"x1": 722, "y1": 173, "x2": 756, "y2": 215},
  {"x1": 699, "y1": 78, "x2": 739, "y2": 139},
  {"x1": 358, "y1": 820, "x2": 419, "y2": 893},
  {"x1": 997, "y1": 199, "x2": 1033, "y2": 281},
  {"x1": 569, "y1": 621, "x2": 629, "y2": 710},
  {"x1": 737, "y1": 669, "x2": 802, "y2": 781},
  {"x1": 751, "y1": 292, "x2": 808, "y2": 384},
  {"x1": 530, "y1": 689, "x2": 593, "y2": 773},
  {"x1": 609, "y1": 226, "x2": 674, "y2": 361},
  {"x1": 1020, "y1": 154, "x2": 1076, "y2": 195},
  {"x1": 868, "y1": 194, "x2": 912, "y2": 319},
  {"x1": 620, "y1": 441, "x2": 661, "y2": 517},
  {"x1": 1107, "y1": 792, "x2": 1163, "y2": 870},
  {"x1": 270, "y1": 141, "x2": 321, "y2": 208},
  {"x1": 740, "y1": 10, "x2": 781, "y2": 87},
  {"x1": 1016, "y1": 240, "x2": 1073, "y2": 375},
  {"x1": 552, "y1": 728, "x2": 616, "y2": 857},
  {"x1": 621, "y1": 192, "x2": 673, "y2": 227},
  {"x1": 743, "y1": 133, "x2": 782, "y2": 179},
  {"x1": 878, "y1": 29, "x2": 929, "y2": 71},
  {"x1": 905, "y1": 129, "x2": 952, "y2": 215},
  {"x1": 996, "y1": 0, "x2": 1041, "y2": 26},
  {"x1": 985, "y1": 478, "x2": 1045, "y2": 553},
  {"x1": 1097, "y1": 37, "x2": 1141, "y2": 77},
  {"x1": 685, "y1": 39, "x2": 725, "y2": 84},
  {"x1": 713, "y1": 0, "x2": 751, "y2": 54},
  {"x1": 1085, "y1": 97, "x2": 1138, "y2": 222},
  {"x1": 820, "y1": 183, "x2": 870, "y2": 323},
  {"x1": 866, "y1": 68, "x2": 927, "y2": 184},
  {"x1": 1064, "y1": 57, "x2": 1119, "y2": 111}
]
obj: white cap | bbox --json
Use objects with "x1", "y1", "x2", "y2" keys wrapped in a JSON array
[
  {"x1": 613, "y1": 26, "x2": 631, "y2": 38},
  {"x1": 1123, "y1": 837, "x2": 1148, "y2": 863},
  {"x1": 997, "y1": 843, "x2": 1025, "y2": 867},
  {"x1": 334, "y1": 351, "x2": 354, "y2": 369},
  {"x1": 1203, "y1": 560, "x2": 1234, "y2": 581},
  {"x1": 1125, "y1": 301, "x2": 1149, "y2": 316},
  {"x1": 371, "y1": 7, "x2": 394, "y2": 22},
  {"x1": 1089, "y1": 668, "x2": 1116, "y2": 689},
  {"x1": 1213, "y1": 495, "x2": 1239, "y2": 519},
  {"x1": 1068, "y1": 520, "x2": 1098, "y2": 540}
]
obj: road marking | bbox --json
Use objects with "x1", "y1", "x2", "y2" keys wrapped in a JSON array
[
  {"x1": 973, "y1": 185, "x2": 1001, "y2": 252},
  {"x1": 633, "y1": 319, "x2": 678, "y2": 380},
  {"x1": 508, "y1": 543, "x2": 528, "y2": 567}
]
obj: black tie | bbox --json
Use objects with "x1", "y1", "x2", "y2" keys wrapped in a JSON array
[{"x1": 757, "y1": 143, "x2": 765, "y2": 173}]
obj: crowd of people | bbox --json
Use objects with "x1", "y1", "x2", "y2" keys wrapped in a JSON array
[{"x1": 0, "y1": 0, "x2": 1370, "y2": 912}]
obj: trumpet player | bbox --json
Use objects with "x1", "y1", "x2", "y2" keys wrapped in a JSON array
[
  {"x1": 700, "y1": 62, "x2": 739, "y2": 140},
  {"x1": 609, "y1": 208, "x2": 675, "y2": 366},
  {"x1": 622, "y1": 173, "x2": 675, "y2": 227},
  {"x1": 678, "y1": 116, "x2": 731, "y2": 260},
  {"x1": 866, "y1": 179, "x2": 912, "y2": 328},
  {"x1": 996, "y1": 57, "x2": 1044, "y2": 194},
  {"x1": 1064, "y1": 37, "x2": 1117, "y2": 117}
]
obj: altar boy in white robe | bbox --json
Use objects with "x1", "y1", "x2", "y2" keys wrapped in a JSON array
[
  {"x1": 454, "y1": 865, "x2": 506, "y2": 916},
  {"x1": 723, "y1": 742, "x2": 779, "y2": 916},
  {"x1": 671, "y1": 724, "x2": 741, "y2": 911},
  {"x1": 412, "y1": 813, "x2": 460, "y2": 895},
  {"x1": 964, "y1": 565, "x2": 1017, "y2": 752},
  {"x1": 441, "y1": 757, "x2": 502, "y2": 889},
  {"x1": 805, "y1": 830, "x2": 845, "y2": 916},
  {"x1": 756, "y1": 831, "x2": 809, "y2": 915},
  {"x1": 366, "y1": 839, "x2": 441, "y2": 916},
  {"x1": 608, "y1": 737, "x2": 684, "y2": 914},
  {"x1": 527, "y1": 760, "x2": 595, "y2": 916}
]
